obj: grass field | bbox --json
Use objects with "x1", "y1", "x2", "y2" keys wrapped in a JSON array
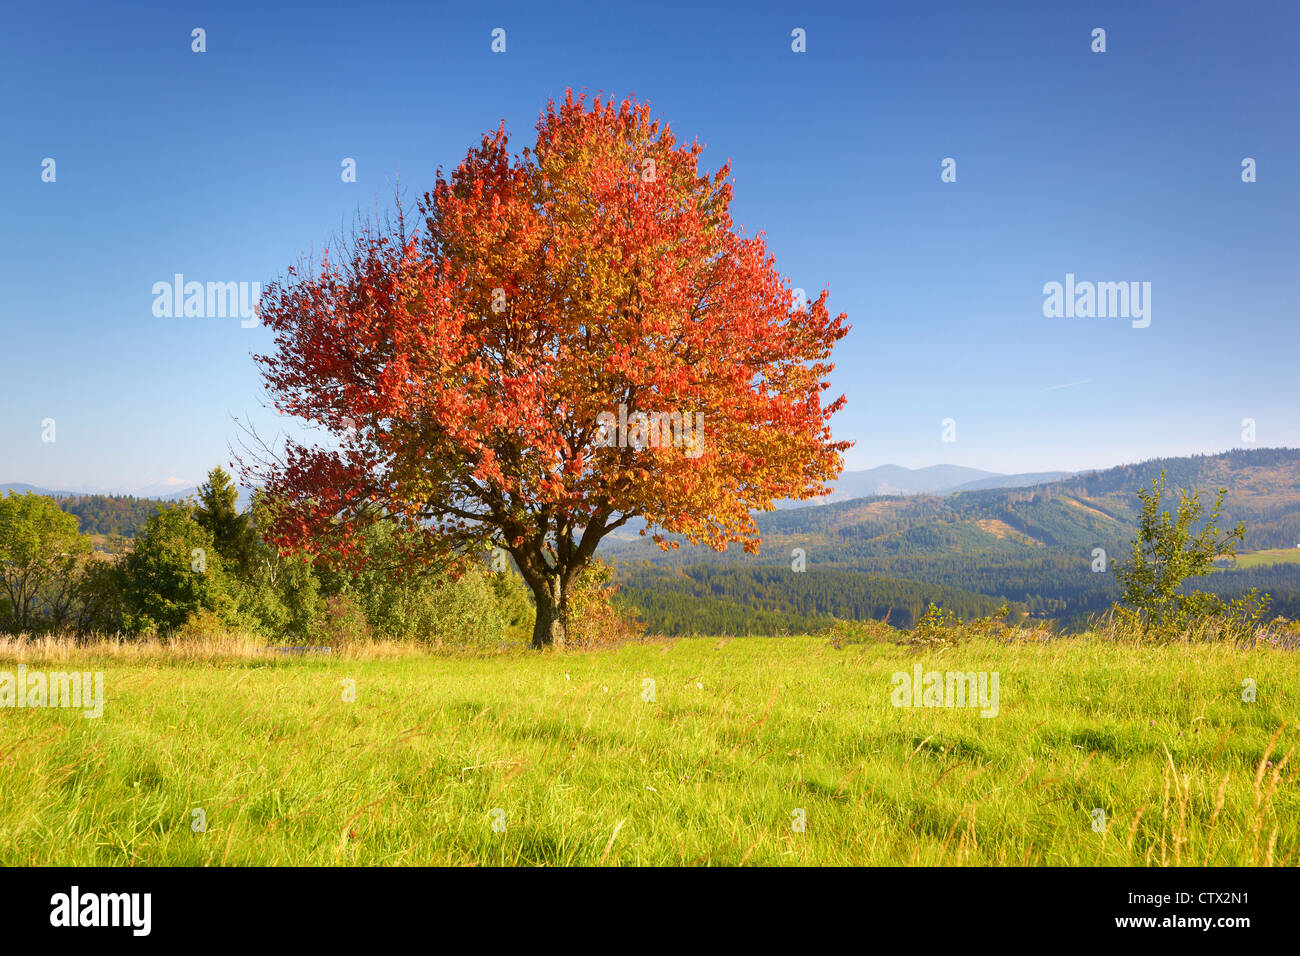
[{"x1": 1, "y1": 634, "x2": 1296, "y2": 866}]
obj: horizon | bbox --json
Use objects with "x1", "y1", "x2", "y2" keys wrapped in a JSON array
[{"x1": 6, "y1": 445, "x2": 1295, "y2": 501}]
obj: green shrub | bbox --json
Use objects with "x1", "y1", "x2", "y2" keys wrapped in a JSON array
[
  {"x1": 1114, "y1": 471, "x2": 1268, "y2": 642},
  {"x1": 118, "y1": 505, "x2": 234, "y2": 636},
  {"x1": 312, "y1": 593, "x2": 370, "y2": 648}
]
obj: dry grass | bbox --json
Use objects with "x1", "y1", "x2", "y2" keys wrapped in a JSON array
[{"x1": 0, "y1": 631, "x2": 441, "y2": 663}]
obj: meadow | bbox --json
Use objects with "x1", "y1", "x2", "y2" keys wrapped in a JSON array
[
  {"x1": 1231, "y1": 548, "x2": 1300, "y2": 569},
  {"x1": 1, "y1": 632, "x2": 1296, "y2": 866}
]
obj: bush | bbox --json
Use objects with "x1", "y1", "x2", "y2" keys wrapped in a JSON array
[
  {"x1": 172, "y1": 607, "x2": 229, "y2": 644},
  {"x1": 323, "y1": 523, "x2": 532, "y2": 648},
  {"x1": 895, "y1": 602, "x2": 1012, "y2": 648},
  {"x1": 488, "y1": 568, "x2": 534, "y2": 639},
  {"x1": 901, "y1": 602, "x2": 961, "y2": 647},
  {"x1": 0, "y1": 491, "x2": 93, "y2": 634},
  {"x1": 230, "y1": 548, "x2": 324, "y2": 642},
  {"x1": 413, "y1": 565, "x2": 511, "y2": 649},
  {"x1": 565, "y1": 560, "x2": 642, "y2": 649},
  {"x1": 826, "y1": 616, "x2": 895, "y2": 647},
  {"x1": 312, "y1": 594, "x2": 370, "y2": 648},
  {"x1": 1114, "y1": 472, "x2": 1267, "y2": 643},
  {"x1": 73, "y1": 557, "x2": 125, "y2": 634}
]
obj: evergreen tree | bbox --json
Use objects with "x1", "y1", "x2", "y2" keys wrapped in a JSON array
[{"x1": 194, "y1": 466, "x2": 252, "y2": 570}]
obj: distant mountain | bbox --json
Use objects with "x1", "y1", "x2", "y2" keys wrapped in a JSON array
[
  {"x1": 2, "y1": 480, "x2": 197, "y2": 499},
  {"x1": 144, "y1": 484, "x2": 256, "y2": 511},
  {"x1": 1, "y1": 481, "x2": 253, "y2": 509},
  {"x1": 805, "y1": 464, "x2": 997, "y2": 501},
  {"x1": 613, "y1": 448, "x2": 1300, "y2": 561},
  {"x1": 775, "y1": 464, "x2": 1072, "y2": 507},
  {"x1": 137, "y1": 482, "x2": 199, "y2": 500},
  {"x1": 0, "y1": 482, "x2": 68, "y2": 497},
  {"x1": 946, "y1": 471, "x2": 1072, "y2": 493}
]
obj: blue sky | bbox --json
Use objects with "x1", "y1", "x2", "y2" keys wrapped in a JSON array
[{"x1": 2, "y1": 0, "x2": 1297, "y2": 494}]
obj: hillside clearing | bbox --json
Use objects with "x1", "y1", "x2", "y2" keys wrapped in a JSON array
[{"x1": 1232, "y1": 548, "x2": 1300, "y2": 569}]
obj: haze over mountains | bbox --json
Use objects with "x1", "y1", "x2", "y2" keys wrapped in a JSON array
[
  {"x1": 610, "y1": 448, "x2": 1300, "y2": 563},
  {"x1": 595, "y1": 464, "x2": 1075, "y2": 538},
  {"x1": 0, "y1": 482, "x2": 255, "y2": 514},
  {"x1": 0, "y1": 481, "x2": 199, "y2": 500}
]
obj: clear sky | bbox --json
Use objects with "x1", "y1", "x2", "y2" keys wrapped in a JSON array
[{"x1": 2, "y1": 0, "x2": 1297, "y2": 494}]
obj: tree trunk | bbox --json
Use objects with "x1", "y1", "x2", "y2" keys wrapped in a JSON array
[{"x1": 530, "y1": 578, "x2": 568, "y2": 650}]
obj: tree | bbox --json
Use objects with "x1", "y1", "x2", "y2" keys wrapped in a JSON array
[
  {"x1": 0, "y1": 491, "x2": 91, "y2": 633},
  {"x1": 1114, "y1": 471, "x2": 1266, "y2": 639},
  {"x1": 226, "y1": 488, "x2": 325, "y2": 642},
  {"x1": 194, "y1": 466, "x2": 252, "y2": 569},
  {"x1": 118, "y1": 505, "x2": 230, "y2": 635},
  {"x1": 248, "y1": 91, "x2": 851, "y2": 648}
]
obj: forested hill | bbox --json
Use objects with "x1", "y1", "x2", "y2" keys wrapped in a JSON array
[
  {"x1": 608, "y1": 448, "x2": 1300, "y2": 564},
  {"x1": 615, "y1": 565, "x2": 1012, "y2": 635},
  {"x1": 0, "y1": 488, "x2": 177, "y2": 539},
  {"x1": 58, "y1": 494, "x2": 174, "y2": 538},
  {"x1": 603, "y1": 448, "x2": 1300, "y2": 631}
]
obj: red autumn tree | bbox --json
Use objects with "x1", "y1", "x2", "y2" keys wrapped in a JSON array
[{"x1": 249, "y1": 91, "x2": 850, "y2": 649}]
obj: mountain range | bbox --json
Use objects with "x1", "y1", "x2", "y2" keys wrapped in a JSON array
[
  {"x1": 0, "y1": 481, "x2": 200, "y2": 500},
  {"x1": 606, "y1": 447, "x2": 1300, "y2": 631}
]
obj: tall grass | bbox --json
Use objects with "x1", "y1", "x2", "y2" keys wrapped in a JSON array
[
  {"x1": 0, "y1": 631, "x2": 457, "y2": 663},
  {"x1": 0, "y1": 632, "x2": 1294, "y2": 865}
]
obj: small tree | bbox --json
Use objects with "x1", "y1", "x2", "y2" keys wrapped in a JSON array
[
  {"x1": 194, "y1": 466, "x2": 253, "y2": 570},
  {"x1": 225, "y1": 487, "x2": 327, "y2": 641},
  {"x1": 1114, "y1": 471, "x2": 1266, "y2": 640},
  {"x1": 118, "y1": 505, "x2": 231, "y2": 636},
  {"x1": 0, "y1": 491, "x2": 91, "y2": 633}
]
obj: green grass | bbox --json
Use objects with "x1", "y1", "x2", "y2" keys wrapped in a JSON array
[
  {"x1": 1, "y1": 635, "x2": 1296, "y2": 865},
  {"x1": 1231, "y1": 547, "x2": 1300, "y2": 568}
]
